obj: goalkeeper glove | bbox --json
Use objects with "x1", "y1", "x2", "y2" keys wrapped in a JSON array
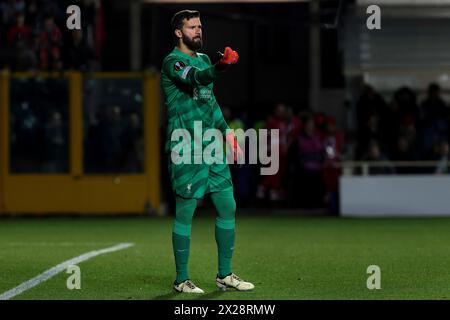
[
  {"x1": 226, "y1": 131, "x2": 243, "y2": 164},
  {"x1": 216, "y1": 47, "x2": 239, "y2": 71}
]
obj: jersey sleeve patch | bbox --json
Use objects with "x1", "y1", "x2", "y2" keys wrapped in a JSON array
[
  {"x1": 181, "y1": 66, "x2": 193, "y2": 79},
  {"x1": 174, "y1": 61, "x2": 186, "y2": 71}
]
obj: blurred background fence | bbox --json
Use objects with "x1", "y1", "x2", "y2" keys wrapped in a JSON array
[{"x1": 0, "y1": 71, "x2": 160, "y2": 214}]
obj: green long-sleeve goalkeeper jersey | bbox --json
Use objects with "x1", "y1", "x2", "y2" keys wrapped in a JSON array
[
  {"x1": 161, "y1": 47, "x2": 233, "y2": 198},
  {"x1": 161, "y1": 47, "x2": 230, "y2": 156}
]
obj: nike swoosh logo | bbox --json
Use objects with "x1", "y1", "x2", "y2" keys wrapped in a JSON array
[{"x1": 177, "y1": 249, "x2": 188, "y2": 252}]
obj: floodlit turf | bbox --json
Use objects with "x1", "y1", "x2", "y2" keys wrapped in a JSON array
[{"x1": 1, "y1": 215, "x2": 450, "y2": 300}]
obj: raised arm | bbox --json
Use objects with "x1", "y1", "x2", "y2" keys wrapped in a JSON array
[
  {"x1": 162, "y1": 56, "x2": 220, "y2": 87},
  {"x1": 162, "y1": 47, "x2": 239, "y2": 87}
]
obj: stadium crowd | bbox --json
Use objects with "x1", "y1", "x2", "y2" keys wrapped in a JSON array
[
  {"x1": 225, "y1": 83, "x2": 450, "y2": 212},
  {"x1": 0, "y1": 0, "x2": 103, "y2": 71},
  {"x1": 355, "y1": 84, "x2": 450, "y2": 175},
  {"x1": 221, "y1": 103, "x2": 344, "y2": 213}
]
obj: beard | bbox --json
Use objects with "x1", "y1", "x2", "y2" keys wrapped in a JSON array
[{"x1": 182, "y1": 32, "x2": 203, "y2": 51}]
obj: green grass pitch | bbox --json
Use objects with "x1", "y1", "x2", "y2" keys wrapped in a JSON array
[{"x1": 0, "y1": 215, "x2": 449, "y2": 300}]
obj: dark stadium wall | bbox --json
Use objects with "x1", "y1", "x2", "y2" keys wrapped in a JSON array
[
  {"x1": 102, "y1": 0, "x2": 131, "y2": 71},
  {"x1": 101, "y1": 1, "x2": 342, "y2": 118},
  {"x1": 141, "y1": 3, "x2": 311, "y2": 116}
]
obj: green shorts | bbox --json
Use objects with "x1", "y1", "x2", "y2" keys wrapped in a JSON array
[{"x1": 168, "y1": 159, "x2": 233, "y2": 199}]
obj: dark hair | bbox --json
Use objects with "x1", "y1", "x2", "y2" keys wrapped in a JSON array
[{"x1": 171, "y1": 10, "x2": 200, "y2": 36}]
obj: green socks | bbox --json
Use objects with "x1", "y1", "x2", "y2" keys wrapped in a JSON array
[
  {"x1": 215, "y1": 225, "x2": 235, "y2": 278},
  {"x1": 211, "y1": 189, "x2": 236, "y2": 279},
  {"x1": 172, "y1": 197, "x2": 197, "y2": 284},
  {"x1": 172, "y1": 232, "x2": 190, "y2": 284}
]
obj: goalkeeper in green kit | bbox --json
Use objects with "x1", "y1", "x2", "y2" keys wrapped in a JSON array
[{"x1": 161, "y1": 10, "x2": 254, "y2": 293}]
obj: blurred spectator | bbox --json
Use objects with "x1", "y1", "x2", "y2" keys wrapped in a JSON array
[
  {"x1": 225, "y1": 107, "x2": 245, "y2": 133},
  {"x1": 224, "y1": 107, "x2": 253, "y2": 206},
  {"x1": 43, "y1": 110, "x2": 67, "y2": 172},
  {"x1": 286, "y1": 106, "x2": 302, "y2": 147},
  {"x1": 394, "y1": 86, "x2": 421, "y2": 126},
  {"x1": 390, "y1": 135, "x2": 419, "y2": 174},
  {"x1": 361, "y1": 140, "x2": 395, "y2": 175},
  {"x1": 250, "y1": 115, "x2": 265, "y2": 204},
  {"x1": 64, "y1": 29, "x2": 95, "y2": 71},
  {"x1": 38, "y1": 14, "x2": 62, "y2": 70},
  {"x1": 253, "y1": 117, "x2": 266, "y2": 132},
  {"x1": 314, "y1": 112, "x2": 328, "y2": 139},
  {"x1": 25, "y1": 0, "x2": 39, "y2": 29},
  {"x1": 256, "y1": 103, "x2": 289, "y2": 203},
  {"x1": 421, "y1": 83, "x2": 449, "y2": 126},
  {"x1": 398, "y1": 115, "x2": 418, "y2": 150},
  {"x1": 120, "y1": 112, "x2": 143, "y2": 173},
  {"x1": 383, "y1": 87, "x2": 420, "y2": 155},
  {"x1": 79, "y1": 0, "x2": 96, "y2": 49},
  {"x1": 75, "y1": 0, "x2": 105, "y2": 60},
  {"x1": 13, "y1": 35, "x2": 37, "y2": 70},
  {"x1": 94, "y1": 104, "x2": 122, "y2": 172},
  {"x1": 1, "y1": 0, "x2": 25, "y2": 26},
  {"x1": 7, "y1": 11, "x2": 31, "y2": 48},
  {"x1": 285, "y1": 106, "x2": 302, "y2": 207},
  {"x1": 420, "y1": 83, "x2": 450, "y2": 155},
  {"x1": 10, "y1": 100, "x2": 43, "y2": 172},
  {"x1": 296, "y1": 115, "x2": 324, "y2": 208},
  {"x1": 322, "y1": 117, "x2": 344, "y2": 214},
  {"x1": 356, "y1": 85, "x2": 388, "y2": 134},
  {"x1": 435, "y1": 140, "x2": 450, "y2": 174},
  {"x1": 355, "y1": 113, "x2": 383, "y2": 160},
  {"x1": 6, "y1": 11, "x2": 37, "y2": 70}
]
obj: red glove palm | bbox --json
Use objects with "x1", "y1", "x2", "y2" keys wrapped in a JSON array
[
  {"x1": 226, "y1": 132, "x2": 243, "y2": 164},
  {"x1": 216, "y1": 47, "x2": 239, "y2": 70}
]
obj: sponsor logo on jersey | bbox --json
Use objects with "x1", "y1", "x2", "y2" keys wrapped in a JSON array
[
  {"x1": 174, "y1": 61, "x2": 185, "y2": 71},
  {"x1": 193, "y1": 87, "x2": 212, "y2": 100}
]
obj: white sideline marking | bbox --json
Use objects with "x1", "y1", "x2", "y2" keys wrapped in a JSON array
[
  {"x1": 5, "y1": 242, "x2": 119, "y2": 247},
  {"x1": 0, "y1": 242, "x2": 134, "y2": 300}
]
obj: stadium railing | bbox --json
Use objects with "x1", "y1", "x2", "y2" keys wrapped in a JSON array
[
  {"x1": 339, "y1": 161, "x2": 449, "y2": 176},
  {"x1": 339, "y1": 160, "x2": 450, "y2": 216}
]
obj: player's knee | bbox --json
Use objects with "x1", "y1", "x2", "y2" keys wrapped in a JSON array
[
  {"x1": 175, "y1": 197, "x2": 197, "y2": 225},
  {"x1": 229, "y1": 198, "x2": 236, "y2": 216},
  {"x1": 221, "y1": 197, "x2": 236, "y2": 220},
  {"x1": 173, "y1": 220, "x2": 192, "y2": 237},
  {"x1": 211, "y1": 189, "x2": 236, "y2": 219}
]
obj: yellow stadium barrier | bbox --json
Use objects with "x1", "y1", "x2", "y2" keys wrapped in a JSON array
[{"x1": 0, "y1": 71, "x2": 161, "y2": 215}]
